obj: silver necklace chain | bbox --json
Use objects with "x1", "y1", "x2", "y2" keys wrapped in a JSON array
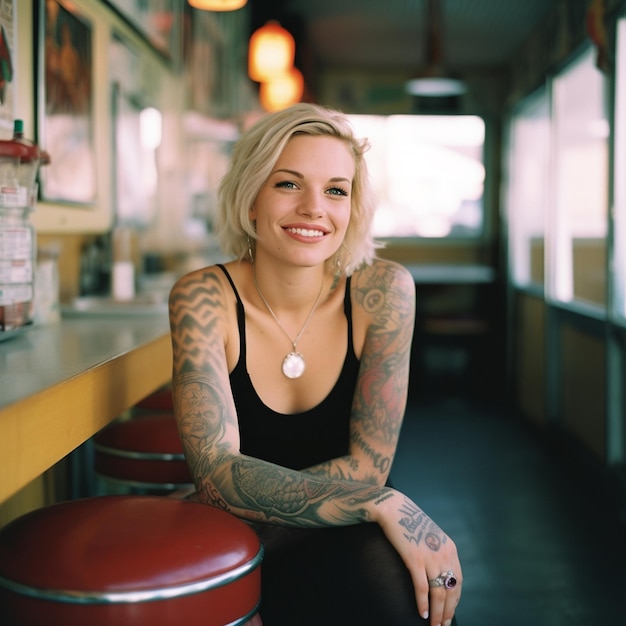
[{"x1": 253, "y1": 268, "x2": 325, "y2": 378}]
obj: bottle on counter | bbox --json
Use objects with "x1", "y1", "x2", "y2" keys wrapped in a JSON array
[
  {"x1": 111, "y1": 226, "x2": 136, "y2": 301},
  {"x1": 0, "y1": 120, "x2": 48, "y2": 333}
]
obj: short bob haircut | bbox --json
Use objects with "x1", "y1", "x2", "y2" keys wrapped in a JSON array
[{"x1": 216, "y1": 102, "x2": 380, "y2": 276}]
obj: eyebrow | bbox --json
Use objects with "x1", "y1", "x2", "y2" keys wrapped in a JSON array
[{"x1": 272, "y1": 168, "x2": 352, "y2": 184}]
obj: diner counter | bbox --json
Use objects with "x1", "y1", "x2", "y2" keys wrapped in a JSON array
[
  {"x1": 0, "y1": 314, "x2": 172, "y2": 504},
  {"x1": 404, "y1": 263, "x2": 495, "y2": 284}
]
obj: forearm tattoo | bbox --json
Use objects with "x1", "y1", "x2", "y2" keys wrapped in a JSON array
[
  {"x1": 169, "y1": 265, "x2": 422, "y2": 532},
  {"x1": 173, "y1": 373, "x2": 381, "y2": 526},
  {"x1": 397, "y1": 497, "x2": 447, "y2": 552}
]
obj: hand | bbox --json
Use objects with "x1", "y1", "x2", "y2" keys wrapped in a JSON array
[{"x1": 372, "y1": 490, "x2": 462, "y2": 626}]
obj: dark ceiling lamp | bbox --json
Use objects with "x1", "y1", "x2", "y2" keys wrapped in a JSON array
[{"x1": 405, "y1": 0, "x2": 467, "y2": 97}]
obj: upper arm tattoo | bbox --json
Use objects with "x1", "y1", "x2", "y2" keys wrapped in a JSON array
[
  {"x1": 351, "y1": 263, "x2": 415, "y2": 465},
  {"x1": 169, "y1": 270, "x2": 226, "y2": 375},
  {"x1": 169, "y1": 271, "x2": 238, "y2": 481}
]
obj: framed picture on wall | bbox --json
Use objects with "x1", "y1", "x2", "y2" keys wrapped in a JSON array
[
  {"x1": 36, "y1": 0, "x2": 96, "y2": 204},
  {"x1": 110, "y1": 32, "x2": 160, "y2": 229},
  {"x1": 103, "y1": 0, "x2": 181, "y2": 65}
]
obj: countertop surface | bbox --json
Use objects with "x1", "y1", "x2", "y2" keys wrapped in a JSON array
[
  {"x1": 0, "y1": 314, "x2": 170, "y2": 412},
  {"x1": 0, "y1": 312, "x2": 172, "y2": 504}
]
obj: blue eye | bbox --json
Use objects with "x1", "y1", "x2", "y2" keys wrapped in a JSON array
[
  {"x1": 328, "y1": 186, "x2": 349, "y2": 196},
  {"x1": 274, "y1": 180, "x2": 298, "y2": 189}
]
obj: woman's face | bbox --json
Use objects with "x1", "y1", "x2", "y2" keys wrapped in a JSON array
[{"x1": 250, "y1": 134, "x2": 354, "y2": 268}]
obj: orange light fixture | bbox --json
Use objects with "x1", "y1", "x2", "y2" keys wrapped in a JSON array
[
  {"x1": 188, "y1": 0, "x2": 247, "y2": 11},
  {"x1": 248, "y1": 21, "x2": 295, "y2": 82},
  {"x1": 259, "y1": 66, "x2": 304, "y2": 112}
]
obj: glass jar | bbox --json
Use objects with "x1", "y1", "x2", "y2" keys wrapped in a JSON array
[
  {"x1": 0, "y1": 120, "x2": 46, "y2": 334},
  {"x1": 0, "y1": 205, "x2": 36, "y2": 331}
]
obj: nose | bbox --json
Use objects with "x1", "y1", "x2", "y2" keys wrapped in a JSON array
[{"x1": 297, "y1": 188, "x2": 325, "y2": 218}]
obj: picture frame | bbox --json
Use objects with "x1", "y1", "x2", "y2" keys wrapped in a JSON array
[
  {"x1": 109, "y1": 31, "x2": 161, "y2": 229},
  {"x1": 36, "y1": 0, "x2": 96, "y2": 205},
  {"x1": 103, "y1": 0, "x2": 181, "y2": 66},
  {"x1": 0, "y1": 0, "x2": 16, "y2": 132}
]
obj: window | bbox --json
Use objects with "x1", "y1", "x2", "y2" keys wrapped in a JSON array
[
  {"x1": 550, "y1": 46, "x2": 609, "y2": 310},
  {"x1": 613, "y1": 16, "x2": 626, "y2": 324},
  {"x1": 348, "y1": 115, "x2": 485, "y2": 238},
  {"x1": 506, "y1": 87, "x2": 550, "y2": 288}
]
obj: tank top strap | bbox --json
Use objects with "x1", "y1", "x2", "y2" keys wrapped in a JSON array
[
  {"x1": 217, "y1": 264, "x2": 354, "y2": 370},
  {"x1": 216, "y1": 264, "x2": 247, "y2": 362},
  {"x1": 344, "y1": 275, "x2": 353, "y2": 346}
]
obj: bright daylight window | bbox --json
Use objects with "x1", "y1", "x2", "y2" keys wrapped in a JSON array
[
  {"x1": 507, "y1": 87, "x2": 550, "y2": 288},
  {"x1": 551, "y1": 46, "x2": 609, "y2": 310},
  {"x1": 613, "y1": 16, "x2": 626, "y2": 324},
  {"x1": 348, "y1": 115, "x2": 485, "y2": 238}
]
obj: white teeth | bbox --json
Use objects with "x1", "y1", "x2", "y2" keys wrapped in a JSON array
[{"x1": 286, "y1": 227, "x2": 324, "y2": 237}]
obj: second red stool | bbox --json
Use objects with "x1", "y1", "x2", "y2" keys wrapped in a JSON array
[{"x1": 93, "y1": 413, "x2": 193, "y2": 494}]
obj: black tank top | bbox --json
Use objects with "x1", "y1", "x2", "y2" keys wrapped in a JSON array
[{"x1": 217, "y1": 264, "x2": 360, "y2": 470}]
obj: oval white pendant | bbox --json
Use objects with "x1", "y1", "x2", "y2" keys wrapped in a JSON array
[{"x1": 282, "y1": 351, "x2": 306, "y2": 379}]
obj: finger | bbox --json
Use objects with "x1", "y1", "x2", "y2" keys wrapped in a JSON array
[
  {"x1": 428, "y1": 587, "x2": 447, "y2": 626},
  {"x1": 441, "y1": 582, "x2": 462, "y2": 626},
  {"x1": 441, "y1": 597, "x2": 459, "y2": 626},
  {"x1": 412, "y1": 570, "x2": 431, "y2": 622}
]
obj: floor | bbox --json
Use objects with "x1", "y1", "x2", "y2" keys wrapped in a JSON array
[{"x1": 392, "y1": 392, "x2": 626, "y2": 626}]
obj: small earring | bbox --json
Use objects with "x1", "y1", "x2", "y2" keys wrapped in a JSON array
[{"x1": 247, "y1": 235, "x2": 254, "y2": 263}]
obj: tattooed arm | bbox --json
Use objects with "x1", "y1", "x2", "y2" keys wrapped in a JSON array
[
  {"x1": 168, "y1": 265, "x2": 381, "y2": 522},
  {"x1": 169, "y1": 264, "x2": 461, "y2": 625},
  {"x1": 303, "y1": 260, "x2": 416, "y2": 486}
]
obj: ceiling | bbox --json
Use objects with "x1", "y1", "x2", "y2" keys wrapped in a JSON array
[{"x1": 249, "y1": 0, "x2": 558, "y2": 78}]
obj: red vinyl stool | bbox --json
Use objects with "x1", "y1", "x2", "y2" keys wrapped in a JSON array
[
  {"x1": 134, "y1": 386, "x2": 174, "y2": 412},
  {"x1": 0, "y1": 495, "x2": 264, "y2": 626},
  {"x1": 93, "y1": 413, "x2": 193, "y2": 493}
]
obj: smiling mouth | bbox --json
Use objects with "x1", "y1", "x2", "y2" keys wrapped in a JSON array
[{"x1": 284, "y1": 227, "x2": 326, "y2": 238}]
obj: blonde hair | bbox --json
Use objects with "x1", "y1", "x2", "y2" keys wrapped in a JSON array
[{"x1": 216, "y1": 103, "x2": 380, "y2": 275}]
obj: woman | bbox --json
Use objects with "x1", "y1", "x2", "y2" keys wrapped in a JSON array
[{"x1": 168, "y1": 103, "x2": 461, "y2": 626}]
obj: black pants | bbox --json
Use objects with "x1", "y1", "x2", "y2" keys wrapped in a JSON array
[{"x1": 251, "y1": 522, "x2": 459, "y2": 626}]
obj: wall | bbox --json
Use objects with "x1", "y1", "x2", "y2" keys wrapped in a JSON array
[
  {"x1": 9, "y1": 1, "x2": 254, "y2": 304},
  {"x1": 0, "y1": 0, "x2": 253, "y2": 524},
  {"x1": 507, "y1": 1, "x2": 625, "y2": 465},
  {"x1": 561, "y1": 324, "x2": 607, "y2": 459},
  {"x1": 514, "y1": 292, "x2": 546, "y2": 426}
]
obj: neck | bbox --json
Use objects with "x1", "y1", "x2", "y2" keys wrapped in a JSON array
[{"x1": 251, "y1": 260, "x2": 327, "y2": 313}]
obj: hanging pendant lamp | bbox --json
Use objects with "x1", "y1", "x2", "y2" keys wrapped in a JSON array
[
  {"x1": 188, "y1": 0, "x2": 247, "y2": 11},
  {"x1": 259, "y1": 66, "x2": 304, "y2": 112},
  {"x1": 249, "y1": 21, "x2": 295, "y2": 83},
  {"x1": 405, "y1": 0, "x2": 466, "y2": 97}
]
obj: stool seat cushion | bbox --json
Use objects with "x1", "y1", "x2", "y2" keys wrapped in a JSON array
[
  {"x1": 134, "y1": 387, "x2": 174, "y2": 411},
  {"x1": 93, "y1": 414, "x2": 192, "y2": 486},
  {"x1": 94, "y1": 414, "x2": 183, "y2": 455},
  {"x1": 0, "y1": 496, "x2": 263, "y2": 625}
]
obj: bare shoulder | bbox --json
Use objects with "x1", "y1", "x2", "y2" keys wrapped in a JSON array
[
  {"x1": 169, "y1": 264, "x2": 235, "y2": 374},
  {"x1": 168, "y1": 264, "x2": 236, "y2": 331},
  {"x1": 351, "y1": 258, "x2": 415, "y2": 305},
  {"x1": 170, "y1": 264, "x2": 225, "y2": 297},
  {"x1": 169, "y1": 264, "x2": 237, "y2": 310}
]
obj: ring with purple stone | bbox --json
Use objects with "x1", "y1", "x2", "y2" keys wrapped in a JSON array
[{"x1": 428, "y1": 570, "x2": 457, "y2": 590}]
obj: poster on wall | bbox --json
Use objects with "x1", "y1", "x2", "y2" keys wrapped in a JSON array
[
  {"x1": 104, "y1": 0, "x2": 180, "y2": 64},
  {"x1": 36, "y1": 0, "x2": 96, "y2": 204},
  {"x1": 0, "y1": 0, "x2": 16, "y2": 132},
  {"x1": 110, "y1": 33, "x2": 160, "y2": 229}
]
